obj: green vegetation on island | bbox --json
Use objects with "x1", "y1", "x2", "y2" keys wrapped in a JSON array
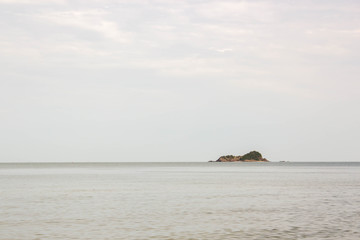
[
  {"x1": 241, "y1": 151, "x2": 263, "y2": 161},
  {"x1": 209, "y1": 151, "x2": 269, "y2": 162}
]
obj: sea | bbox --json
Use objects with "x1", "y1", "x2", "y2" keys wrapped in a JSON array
[{"x1": 0, "y1": 162, "x2": 359, "y2": 240}]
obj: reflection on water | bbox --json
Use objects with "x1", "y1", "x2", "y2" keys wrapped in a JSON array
[{"x1": 1, "y1": 162, "x2": 360, "y2": 239}]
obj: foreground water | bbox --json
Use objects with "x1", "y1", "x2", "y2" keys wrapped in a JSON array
[{"x1": 0, "y1": 162, "x2": 359, "y2": 240}]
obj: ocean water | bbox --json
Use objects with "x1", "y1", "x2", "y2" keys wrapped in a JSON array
[{"x1": 0, "y1": 162, "x2": 359, "y2": 240}]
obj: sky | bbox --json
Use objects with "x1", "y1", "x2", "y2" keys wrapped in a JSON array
[{"x1": 1, "y1": 0, "x2": 360, "y2": 162}]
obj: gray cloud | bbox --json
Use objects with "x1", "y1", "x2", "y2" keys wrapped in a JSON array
[{"x1": 1, "y1": 0, "x2": 360, "y2": 162}]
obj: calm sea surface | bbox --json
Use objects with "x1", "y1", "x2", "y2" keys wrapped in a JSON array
[{"x1": 0, "y1": 162, "x2": 359, "y2": 240}]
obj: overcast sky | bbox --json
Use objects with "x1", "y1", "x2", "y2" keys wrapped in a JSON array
[{"x1": 1, "y1": 0, "x2": 359, "y2": 162}]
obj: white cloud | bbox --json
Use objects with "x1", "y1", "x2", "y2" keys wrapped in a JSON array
[
  {"x1": 37, "y1": 10, "x2": 131, "y2": 43},
  {"x1": 196, "y1": 1, "x2": 275, "y2": 22},
  {"x1": 0, "y1": 0, "x2": 66, "y2": 4},
  {"x1": 216, "y1": 48, "x2": 233, "y2": 53}
]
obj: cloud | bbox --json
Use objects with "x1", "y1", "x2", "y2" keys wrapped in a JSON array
[
  {"x1": 195, "y1": 1, "x2": 275, "y2": 23},
  {"x1": 214, "y1": 48, "x2": 233, "y2": 53},
  {"x1": 0, "y1": 0, "x2": 66, "y2": 4},
  {"x1": 37, "y1": 10, "x2": 131, "y2": 42},
  {"x1": 1, "y1": 0, "x2": 360, "y2": 162}
]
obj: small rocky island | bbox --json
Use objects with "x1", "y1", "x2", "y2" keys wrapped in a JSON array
[{"x1": 209, "y1": 151, "x2": 269, "y2": 162}]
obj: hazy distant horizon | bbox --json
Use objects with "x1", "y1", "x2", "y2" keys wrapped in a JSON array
[
  {"x1": 1, "y1": 0, "x2": 359, "y2": 162},
  {"x1": 1, "y1": 160, "x2": 360, "y2": 164}
]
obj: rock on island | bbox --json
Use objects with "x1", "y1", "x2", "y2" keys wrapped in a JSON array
[{"x1": 209, "y1": 151, "x2": 269, "y2": 162}]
